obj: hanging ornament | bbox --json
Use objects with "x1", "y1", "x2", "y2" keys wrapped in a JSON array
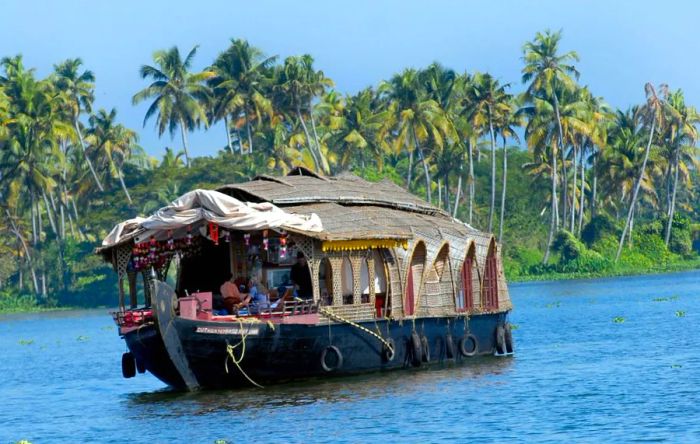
[
  {"x1": 244, "y1": 233, "x2": 251, "y2": 246},
  {"x1": 280, "y1": 234, "x2": 287, "y2": 258},
  {"x1": 262, "y1": 229, "x2": 269, "y2": 251},
  {"x1": 186, "y1": 226, "x2": 193, "y2": 246},
  {"x1": 209, "y1": 222, "x2": 219, "y2": 245},
  {"x1": 223, "y1": 230, "x2": 231, "y2": 243},
  {"x1": 167, "y1": 230, "x2": 174, "y2": 250}
]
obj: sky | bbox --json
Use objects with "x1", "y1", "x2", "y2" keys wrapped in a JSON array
[{"x1": 2, "y1": 0, "x2": 699, "y2": 158}]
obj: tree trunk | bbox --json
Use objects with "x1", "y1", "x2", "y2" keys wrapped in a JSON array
[
  {"x1": 444, "y1": 173, "x2": 451, "y2": 214},
  {"x1": 310, "y1": 111, "x2": 324, "y2": 170},
  {"x1": 544, "y1": 141, "x2": 559, "y2": 264},
  {"x1": 616, "y1": 120, "x2": 655, "y2": 262},
  {"x1": 487, "y1": 112, "x2": 496, "y2": 233},
  {"x1": 31, "y1": 193, "x2": 38, "y2": 246},
  {"x1": 468, "y1": 139, "x2": 475, "y2": 225},
  {"x1": 412, "y1": 125, "x2": 431, "y2": 204},
  {"x1": 453, "y1": 162, "x2": 463, "y2": 219},
  {"x1": 179, "y1": 118, "x2": 191, "y2": 167},
  {"x1": 591, "y1": 152, "x2": 598, "y2": 219},
  {"x1": 577, "y1": 147, "x2": 586, "y2": 236},
  {"x1": 74, "y1": 118, "x2": 105, "y2": 191},
  {"x1": 117, "y1": 169, "x2": 133, "y2": 204},
  {"x1": 296, "y1": 106, "x2": 320, "y2": 171},
  {"x1": 223, "y1": 115, "x2": 234, "y2": 154},
  {"x1": 246, "y1": 120, "x2": 254, "y2": 155},
  {"x1": 664, "y1": 150, "x2": 680, "y2": 246},
  {"x1": 41, "y1": 191, "x2": 58, "y2": 237},
  {"x1": 438, "y1": 178, "x2": 442, "y2": 209},
  {"x1": 407, "y1": 144, "x2": 414, "y2": 190},
  {"x1": 552, "y1": 91, "x2": 566, "y2": 229},
  {"x1": 498, "y1": 140, "x2": 507, "y2": 244},
  {"x1": 570, "y1": 145, "x2": 578, "y2": 232},
  {"x1": 6, "y1": 209, "x2": 39, "y2": 295}
]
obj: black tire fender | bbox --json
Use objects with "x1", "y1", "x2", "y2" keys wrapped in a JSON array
[
  {"x1": 445, "y1": 334, "x2": 455, "y2": 359},
  {"x1": 496, "y1": 325, "x2": 507, "y2": 354},
  {"x1": 505, "y1": 323, "x2": 514, "y2": 354},
  {"x1": 410, "y1": 332, "x2": 423, "y2": 366},
  {"x1": 459, "y1": 334, "x2": 479, "y2": 357},
  {"x1": 420, "y1": 335, "x2": 430, "y2": 362},
  {"x1": 136, "y1": 357, "x2": 146, "y2": 374},
  {"x1": 382, "y1": 338, "x2": 396, "y2": 362},
  {"x1": 321, "y1": 345, "x2": 343, "y2": 372},
  {"x1": 122, "y1": 352, "x2": 136, "y2": 378}
]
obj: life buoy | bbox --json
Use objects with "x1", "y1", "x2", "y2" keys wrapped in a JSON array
[
  {"x1": 382, "y1": 338, "x2": 396, "y2": 362},
  {"x1": 122, "y1": 352, "x2": 136, "y2": 378},
  {"x1": 421, "y1": 336, "x2": 430, "y2": 362},
  {"x1": 321, "y1": 345, "x2": 343, "y2": 372},
  {"x1": 410, "y1": 332, "x2": 423, "y2": 366},
  {"x1": 495, "y1": 325, "x2": 507, "y2": 354},
  {"x1": 459, "y1": 334, "x2": 478, "y2": 357},
  {"x1": 505, "y1": 323, "x2": 514, "y2": 354},
  {"x1": 445, "y1": 334, "x2": 455, "y2": 359}
]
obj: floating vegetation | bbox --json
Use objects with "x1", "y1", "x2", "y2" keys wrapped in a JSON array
[
  {"x1": 214, "y1": 440, "x2": 229, "y2": 444},
  {"x1": 545, "y1": 301, "x2": 561, "y2": 309},
  {"x1": 671, "y1": 364, "x2": 683, "y2": 369},
  {"x1": 15, "y1": 440, "x2": 33, "y2": 444},
  {"x1": 18, "y1": 339, "x2": 34, "y2": 345},
  {"x1": 675, "y1": 311, "x2": 686, "y2": 318},
  {"x1": 101, "y1": 325, "x2": 114, "y2": 331},
  {"x1": 509, "y1": 324, "x2": 519, "y2": 330},
  {"x1": 670, "y1": 296, "x2": 680, "y2": 301},
  {"x1": 612, "y1": 317, "x2": 625, "y2": 324},
  {"x1": 652, "y1": 297, "x2": 669, "y2": 302},
  {"x1": 76, "y1": 335, "x2": 90, "y2": 342}
]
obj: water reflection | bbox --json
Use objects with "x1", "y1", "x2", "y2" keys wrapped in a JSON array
[{"x1": 126, "y1": 356, "x2": 515, "y2": 416}]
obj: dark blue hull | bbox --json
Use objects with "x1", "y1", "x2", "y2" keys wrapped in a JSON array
[{"x1": 124, "y1": 313, "x2": 509, "y2": 390}]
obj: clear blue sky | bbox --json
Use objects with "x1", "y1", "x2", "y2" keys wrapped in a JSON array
[{"x1": 2, "y1": 0, "x2": 698, "y2": 158}]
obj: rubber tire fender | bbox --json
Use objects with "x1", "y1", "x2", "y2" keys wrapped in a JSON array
[
  {"x1": 382, "y1": 338, "x2": 396, "y2": 362},
  {"x1": 495, "y1": 325, "x2": 507, "y2": 354},
  {"x1": 505, "y1": 323, "x2": 514, "y2": 354},
  {"x1": 321, "y1": 345, "x2": 343, "y2": 372},
  {"x1": 410, "y1": 332, "x2": 423, "y2": 367},
  {"x1": 420, "y1": 336, "x2": 430, "y2": 362},
  {"x1": 122, "y1": 352, "x2": 136, "y2": 379},
  {"x1": 445, "y1": 334, "x2": 456, "y2": 359},
  {"x1": 459, "y1": 334, "x2": 479, "y2": 357}
]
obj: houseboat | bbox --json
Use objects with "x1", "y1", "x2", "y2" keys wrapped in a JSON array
[{"x1": 98, "y1": 167, "x2": 514, "y2": 390}]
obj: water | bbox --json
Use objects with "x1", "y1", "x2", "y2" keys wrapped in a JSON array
[{"x1": 2, "y1": 271, "x2": 700, "y2": 443}]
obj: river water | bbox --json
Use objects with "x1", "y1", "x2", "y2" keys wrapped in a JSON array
[{"x1": 2, "y1": 270, "x2": 699, "y2": 443}]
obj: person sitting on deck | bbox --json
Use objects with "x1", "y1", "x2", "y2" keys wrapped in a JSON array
[
  {"x1": 248, "y1": 277, "x2": 270, "y2": 313},
  {"x1": 221, "y1": 273, "x2": 251, "y2": 314},
  {"x1": 290, "y1": 252, "x2": 313, "y2": 300}
]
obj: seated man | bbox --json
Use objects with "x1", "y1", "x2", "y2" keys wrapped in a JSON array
[
  {"x1": 248, "y1": 277, "x2": 270, "y2": 313},
  {"x1": 220, "y1": 273, "x2": 251, "y2": 314}
]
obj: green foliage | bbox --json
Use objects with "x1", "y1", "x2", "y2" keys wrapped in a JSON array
[
  {"x1": 581, "y1": 215, "x2": 619, "y2": 247},
  {"x1": 667, "y1": 214, "x2": 692, "y2": 256}
]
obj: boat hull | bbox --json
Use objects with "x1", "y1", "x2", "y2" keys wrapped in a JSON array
[{"x1": 124, "y1": 312, "x2": 509, "y2": 390}]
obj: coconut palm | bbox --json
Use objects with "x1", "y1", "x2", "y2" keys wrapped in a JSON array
[
  {"x1": 85, "y1": 108, "x2": 138, "y2": 204},
  {"x1": 522, "y1": 29, "x2": 580, "y2": 259},
  {"x1": 615, "y1": 84, "x2": 675, "y2": 261},
  {"x1": 209, "y1": 39, "x2": 276, "y2": 154},
  {"x1": 52, "y1": 58, "x2": 104, "y2": 191},
  {"x1": 133, "y1": 46, "x2": 214, "y2": 167}
]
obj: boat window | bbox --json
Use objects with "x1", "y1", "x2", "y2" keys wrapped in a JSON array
[
  {"x1": 406, "y1": 242, "x2": 426, "y2": 316},
  {"x1": 360, "y1": 259, "x2": 370, "y2": 303},
  {"x1": 373, "y1": 249, "x2": 389, "y2": 317},
  {"x1": 318, "y1": 258, "x2": 333, "y2": 306},
  {"x1": 341, "y1": 257, "x2": 353, "y2": 305},
  {"x1": 458, "y1": 246, "x2": 475, "y2": 312},
  {"x1": 482, "y1": 240, "x2": 499, "y2": 310}
]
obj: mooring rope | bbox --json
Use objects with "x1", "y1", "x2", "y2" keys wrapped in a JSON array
[
  {"x1": 318, "y1": 306, "x2": 394, "y2": 354},
  {"x1": 224, "y1": 318, "x2": 264, "y2": 389}
]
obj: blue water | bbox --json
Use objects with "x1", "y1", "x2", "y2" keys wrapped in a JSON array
[{"x1": 2, "y1": 271, "x2": 700, "y2": 443}]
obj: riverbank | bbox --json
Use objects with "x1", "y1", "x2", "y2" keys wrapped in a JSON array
[{"x1": 508, "y1": 257, "x2": 700, "y2": 283}]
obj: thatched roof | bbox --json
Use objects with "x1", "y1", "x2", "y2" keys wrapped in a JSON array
[{"x1": 217, "y1": 171, "x2": 447, "y2": 217}]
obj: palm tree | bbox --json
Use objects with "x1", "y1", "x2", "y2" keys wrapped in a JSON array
[
  {"x1": 615, "y1": 84, "x2": 672, "y2": 261},
  {"x1": 497, "y1": 98, "x2": 522, "y2": 243},
  {"x1": 85, "y1": 108, "x2": 138, "y2": 204},
  {"x1": 133, "y1": 46, "x2": 213, "y2": 167},
  {"x1": 466, "y1": 72, "x2": 511, "y2": 232},
  {"x1": 662, "y1": 90, "x2": 699, "y2": 246},
  {"x1": 522, "y1": 29, "x2": 579, "y2": 260},
  {"x1": 209, "y1": 39, "x2": 276, "y2": 154},
  {"x1": 52, "y1": 58, "x2": 104, "y2": 191}
]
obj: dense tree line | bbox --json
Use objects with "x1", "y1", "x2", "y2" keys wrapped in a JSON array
[{"x1": 1, "y1": 30, "x2": 698, "y2": 308}]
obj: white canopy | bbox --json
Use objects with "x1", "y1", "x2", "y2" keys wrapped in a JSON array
[{"x1": 101, "y1": 189, "x2": 323, "y2": 248}]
